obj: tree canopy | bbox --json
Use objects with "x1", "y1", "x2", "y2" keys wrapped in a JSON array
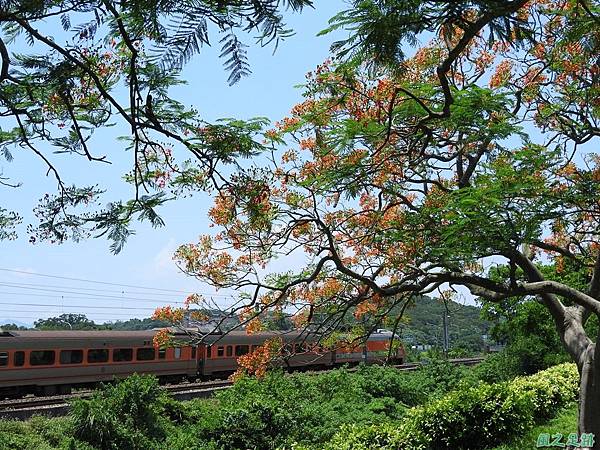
[
  {"x1": 0, "y1": 0, "x2": 312, "y2": 251},
  {"x1": 168, "y1": 0, "x2": 600, "y2": 437},
  {"x1": 34, "y1": 312, "x2": 97, "y2": 329}
]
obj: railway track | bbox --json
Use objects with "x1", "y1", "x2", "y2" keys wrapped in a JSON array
[{"x1": 0, "y1": 357, "x2": 484, "y2": 421}]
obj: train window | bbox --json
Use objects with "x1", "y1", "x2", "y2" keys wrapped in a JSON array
[
  {"x1": 14, "y1": 351, "x2": 24, "y2": 367},
  {"x1": 235, "y1": 345, "x2": 249, "y2": 356},
  {"x1": 136, "y1": 348, "x2": 155, "y2": 361},
  {"x1": 174, "y1": 347, "x2": 181, "y2": 359},
  {"x1": 226, "y1": 346, "x2": 233, "y2": 357},
  {"x1": 88, "y1": 349, "x2": 109, "y2": 363},
  {"x1": 191, "y1": 347, "x2": 197, "y2": 359},
  {"x1": 217, "y1": 346, "x2": 224, "y2": 357},
  {"x1": 113, "y1": 348, "x2": 133, "y2": 362},
  {"x1": 158, "y1": 348, "x2": 166, "y2": 359},
  {"x1": 206, "y1": 346, "x2": 212, "y2": 358},
  {"x1": 60, "y1": 350, "x2": 83, "y2": 365},
  {"x1": 0, "y1": 352, "x2": 7, "y2": 366},
  {"x1": 30, "y1": 350, "x2": 55, "y2": 366}
]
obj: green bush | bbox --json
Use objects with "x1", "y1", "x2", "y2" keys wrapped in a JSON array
[
  {"x1": 176, "y1": 361, "x2": 475, "y2": 449},
  {"x1": 0, "y1": 362, "x2": 578, "y2": 450},
  {"x1": 0, "y1": 416, "x2": 91, "y2": 450},
  {"x1": 400, "y1": 382, "x2": 536, "y2": 449},
  {"x1": 199, "y1": 369, "x2": 407, "y2": 448},
  {"x1": 322, "y1": 423, "x2": 406, "y2": 450},
  {"x1": 321, "y1": 363, "x2": 579, "y2": 450},
  {"x1": 354, "y1": 359, "x2": 473, "y2": 407},
  {"x1": 510, "y1": 362, "x2": 578, "y2": 421},
  {"x1": 70, "y1": 374, "x2": 176, "y2": 450},
  {"x1": 472, "y1": 351, "x2": 521, "y2": 383}
]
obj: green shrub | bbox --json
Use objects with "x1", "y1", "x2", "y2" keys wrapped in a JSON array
[
  {"x1": 323, "y1": 423, "x2": 407, "y2": 450},
  {"x1": 0, "y1": 416, "x2": 92, "y2": 450},
  {"x1": 164, "y1": 424, "x2": 218, "y2": 450},
  {"x1": 70, "y1": 374, "x2": 176, "y2": 450},
  {"x1": 183, "y1": 368, "x2": 409, "y2": 449},
  {"x1": 417, "y1": 358, "x2": 474, "y2": 393},
  {"x1": 351, "y1": 364, "x2": 429, "y2": 406},
  {"x1": 354, "y1": 359, "x2": 473, "y2": 407},
  {"x1": 510, "y1": 363, "x2": 578, "y2": 421},
  {"x1": 401, "y1": 382, "x2": 536, "y2": 449},
  {"x1": 180, "y1": 361, "x2": 475, "y2": 449},
  {"x1": 321, "y1": 363, "x2": 579, "y2": 450},
  {"x1": 472, "y1": 351, "x2": 521, "y2": 383},
  {"x1": 0, "y1": 419, "x2": 59, "y2": 450}
]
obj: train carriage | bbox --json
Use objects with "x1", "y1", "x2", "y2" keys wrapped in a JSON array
[
  {"x1": 0, "y1": 330, "x2": 197, "y2": 396},
  {"x1": 200, "y1": 330, "x2": 404, "y2": 376},
  {"x1": 0, "y1": 328, "x2": 404, "y2": 397},
  {"x1": 200, "y1": 331, "x2": 335, "y2": 376}
]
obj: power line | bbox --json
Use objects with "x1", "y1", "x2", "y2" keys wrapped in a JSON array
[
  {"x1": 0, "y1": 281, "x2": 189, "y2": 298},
  {"x1": 0, "y1": 290, "x2": 184, "y2": 305},
  {"x1": 0, "y1": 268, "x2": 189, "y2": 292},
  {"x1": 0, "y1": 281, "x2": 238, "y2": 302},
  {"x1": 0, "y1": 309, "x2": 154, "y2": 318},
  {"x1": 0, "y1": 301, "x2": 157, "y2": 311},
  {"x1": 0, "y1": 290, "x2": 237, "y2": 310},
  {"x1": 0, "y1": 284, "x2": 188, "y2": 304},
  {"x1": 0, "y1": 268, "x2": 235, "y2": 298}
]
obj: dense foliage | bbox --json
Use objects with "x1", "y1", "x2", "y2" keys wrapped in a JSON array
[
  {"x1": 318, "y1": 363, "x2": 579, "y2": 450},
  {"x1": 34, "y1": 314, "x2": 99, "y2": 330},
  {"x1": 0, "y1": 361, "x2": 577, "y2": 450}
]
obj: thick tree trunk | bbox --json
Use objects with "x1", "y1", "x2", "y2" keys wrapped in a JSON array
[{"x1": 579, "y1": 344, "x2": 600, "y2": 450}]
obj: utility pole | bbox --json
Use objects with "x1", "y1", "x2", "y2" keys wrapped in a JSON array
[{"x1": 442, "y1": 300, "x2": 449, "y2": 358}]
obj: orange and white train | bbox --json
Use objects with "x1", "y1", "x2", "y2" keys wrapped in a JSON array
[{"x1": 0, "y1": 329, "x2": 404, "y2": 397}]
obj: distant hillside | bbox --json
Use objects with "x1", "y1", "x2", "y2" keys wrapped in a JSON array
[{"x1": 399, "y1": 296, "x2": 490, "y2": 352}]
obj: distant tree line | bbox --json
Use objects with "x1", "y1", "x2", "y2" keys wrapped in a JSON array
[{"x1": 0, "y1": 313, "x2": 170, "y2": 331}]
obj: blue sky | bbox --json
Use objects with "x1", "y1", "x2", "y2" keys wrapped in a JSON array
[{"x1": 0, "y1": 0, "x2": 348, "y2": 325}]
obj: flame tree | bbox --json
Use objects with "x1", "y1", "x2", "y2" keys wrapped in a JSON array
[{"x1": 173, "y1": 0, "x2": 600, "y2": 442}]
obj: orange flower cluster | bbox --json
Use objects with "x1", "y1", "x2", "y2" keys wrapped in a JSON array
[
  {"x1": 354, "y1": 294, "x2": 383, "y2": 319},
  {"x1": 299, "y1": 153, "x2": 339, "y2": 180},
  {"x1": 299, "y1": 138, "x2": 317, "y2": 151},
  {"x1": 245, "y1": 318, "x2": 264, "y2": 335},
  {"x1": 152, "y1": 328, "x2": 171, "y2": 348},
  {"x1": 176, "y1": 239, "x2": 240, "y2": 286},
  {"x1": 275, "y1": 117, "x2": 301, "y2": 133},
  {"x1": 231, "y1": 338, "x2": 282, "y2": 380},
  {"x1": 152, "y1": 305, "x2": 185, "y2": 323},
  {"x1": 208, "y1": 193, "x2": 235, "y2": 226},
  {"x1": 489, "y1": 60, "x2": 513, "y2": 88},
  {"x1": 281, "y1": 149, "x2": 298, "y2": 163},
  {"x1": 184, "y1": 293, "x2": 203, "y2": 307},
  {"x1": 291, "y1": 309, "x2": 310, "y2": 329}
]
